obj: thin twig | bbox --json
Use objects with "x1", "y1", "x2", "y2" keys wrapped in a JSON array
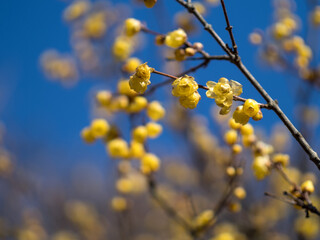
[
  {"x1": 145, "y1": 60, "x2": 209, "y2": 95},
  {"x1": 175, "y1": 0, "x2": 320, "y2": 171},
  {"x1": 166, "y1": 55, "x2": 231, "y2": 62},
  {"x1": 220, "y1": 0, "x2": 239, "y2": 59},
  {"x1": 147, "y1": 175, "x2": 197, "y2": 237}
]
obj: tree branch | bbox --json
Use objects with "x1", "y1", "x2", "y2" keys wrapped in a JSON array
[{"x1": 175, "y1": 0, "x2": 320, "y2": 171}]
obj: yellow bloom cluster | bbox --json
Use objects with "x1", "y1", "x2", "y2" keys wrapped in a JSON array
[
  {"x1": 172, "y1": 75, "x2": 200, "y2": 109},
  {"x1": 232, "y1": 99, "x2": 262, "y2": 125},
  {"x1": 165, "y1": 28, "x2": 187, "y2": 48},
  {"x1": 95, "y1": 86, "x2": 147, "y2": 114},
  {"x1": 282, "y1": 36, "x2": 312, "y2": 71},
  {"x1": 81, "y1": 119, "x2": 110, "y2": 143},
  {"x1": 129, "y1": 63, "x2": 154, "y2": 94},
  {"x1": 273, "y1": 16, "x2": 297, "y2": 39},
  {"x1": 206, "y1": 78, "x2": 242, "y2": 115},
  {"x1": 41, "y1": 51, "x2": 78, "y2": 84}
]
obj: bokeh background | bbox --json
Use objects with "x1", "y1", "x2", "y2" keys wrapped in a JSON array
[{"x1": 0, "y1": 0, "x2": 320, "y2": 239}]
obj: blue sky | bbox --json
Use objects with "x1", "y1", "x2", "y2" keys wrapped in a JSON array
[{"x1": 0, "y1": 0, "x2": 318, "y2": 177}]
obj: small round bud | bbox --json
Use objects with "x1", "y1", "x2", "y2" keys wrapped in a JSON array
[
  {"x1": 240, "y1": 123, "x2": 254, "y2": 136},
  {"x1": 193, "y1": 42, "x2": 203, "y2": 51},
  {"x1": 232, "y1": 144, "x2": 242, "y2": 154},
  {"x1": 226, "y1": 166, "x2": 236, "y2": 177},
  {"x1": 91, "y1": 119, "x2": 110, "y2": 138},
  {"x1": 234, "y1": 187, "x2": 246, "y2": 199},
  {"x1": 174, "y1": 49, "x2": 186, "y2": 61},
  {"x1": 124, "y1": 18, "x2": 141, "y2": 37},
  {"x1": 147, "y1": 101, "x2": 166, "y2": 121},
  {"x1": 224, "y1": 129, "x2": 238, "y2": 145},
  {"x1": 144, "y1": 0, "x2": 157, "y2": 8},
  {"x1": 155, "y1": 35, "x2": 165, "y2": 45},
  {"x1": 96, "y1": 90, "x2": 112, "y2": 107},
  {"x1": 185, "y1": 47, "x2": 197, "y2": 56},
  {"x1": 301, "y1": 180, "x2": 315, "y2": 193},
  {"x1": 132, "y1": 126, "x2": 148, "y2": 143},
  {"x1": 140, "y1": 153, "x2": 160, "y2": 174},
  {"x1": 146, "y1": 122, "x2": 162, "y2": 138},
  {"x1": 252, "y1": 110, "x2": 263, "y2": 121},
  {"x1": 111, "y1": 197, "x2": 127, "y2": 212}
]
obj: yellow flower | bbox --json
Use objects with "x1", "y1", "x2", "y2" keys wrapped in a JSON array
[
  {"x1": 128, "y1": 96, "x2": 148, "y2": 112},
  {"x1": 172, "y1": 75, "x2": 198, "y2": 97},
  {"x1": 272, "y1": 153, "x2": 290, "y2": 167},
  {"x1": 193, "y1": 210, "x2": 214, "y2": 229},
  {"x1": 240, "y1": 123, "x2": 254, "y2": 136},
  {"x1": 124, "y1": 18, "x2": 141, "y2": 37},
  {"x1": 140, "y1": 153, "x2": 160, "y2": 174},
  {"x1": 243, "y1": 99, "x2": 260, "y2": 117},
  {"x1": 232, "y1": 106, "x2": 250, "y2": 125},
  {"x1": 96, "y1": 90, "x2": 112, "y2": 107},
  {"x1": 111, "y1": 197, "x2": 127, "y2": 212},
  {"x1": 116, "y1": 178, "x2": 133, "y2": 193},
  {"x1": 234, "y1": 187, "x2": 246, "y2": 199},
  {"x1": 123, "y1": 57, "x2": 142, "y2": 73},
  {"x1": 81, "y1": 127, "x2": 95, "y2": 143},
  {"x1": 165, "y1": 28, "x2": 187, "y2": 48},
  {"x1": 107, "y1": 138, "x2": 129, "y2": 158},
  {"x1": 129, "y1": 63, "x2": 153, "y2": 94},
  {"x1": 129, "y1": 141, "x2": 145, "y2": 158},
  {"x1": 224, "y1": 129, "x2": 238, "y2": 145},
  {"x1": 229, "y1": 118, "x2": 242, "y2": 130},
  {"x1": 90, "y1": 119, "x2": 110, "y2": 138},
  {"x1": 312, "y1": 6, "x2": 320, "y2": 26},
  {"x1": 83, "y1": 13, "x2": 107, "y2": 38},
  {"x1": 252, "y1": 155, "x2": 271, "y2": 180},
  {"x1": 113, "y1": 37, "x2": 132, "y2": 60},
  {"x1": 301, "y1": 180, "x2": 315, "y2": 193},
  {"x1": 132, "y1": 126, "x2": 148, "y2": 143},
  {"x1": 206, "y1": 78, "x2": 242, "y2": 114},
  {"x1": 117, "y1": 79, "x2": 137, "y2": 97},
  {"x1": 146, "y1": 122, "x2": 163, "y2": 138},
  {"x1": 147, "y1": 101, "x2": 166, "y2": 121},
  {"x1": 179, "y1": 91, "x2": 201, "y2": 109}
]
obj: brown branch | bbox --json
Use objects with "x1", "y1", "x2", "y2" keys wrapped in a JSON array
[
  {"x1": 166, "y1": 55, "x2": 231, "y2": 62},
  {"x1": 147, "y1": 175, "x2": 197, "y2": 237},
  {"x1": 145, "y1": 60, "x2": 209, "y2": 95},
  {"x1": 175, "y1": 0, "x2": 320, "y2": 171},
  {"x1": 220, "y1": 0, "x2": 239, "y2": 59}
]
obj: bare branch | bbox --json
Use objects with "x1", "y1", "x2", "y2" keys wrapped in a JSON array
[{"x1": 175, "y1": 0, "x2": 320, "y2": 171}]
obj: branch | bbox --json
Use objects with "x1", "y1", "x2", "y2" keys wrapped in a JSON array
[
  {"x1": 166, "y1": 55, "x2": 231, "y2": 62},
  {"x1": 145, "y1": 60, "x2": 209, "y2": 95},
  {"x1": 147, "y1": 175, "x2": 197, "y2": 237},
  {"x1": 175, "y1": 0, "x2": 320, "y2": 171},
  {"x1": 220, "y1": 0, "x2": 239, "y2": 59}
]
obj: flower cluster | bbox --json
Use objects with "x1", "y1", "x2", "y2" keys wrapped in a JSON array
[
  {"x1": 232, "y1": 99, "x2": 262, "y2": 125},
  {"x1": 206, "y1": 77, "x2": 242, "y2": 115},
  {"x1": 172, "y1": 75, "x2": 201, "y2": 109},
  {"x1": 129, "y1": 63, "x2": 154, "y2": 94}
]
